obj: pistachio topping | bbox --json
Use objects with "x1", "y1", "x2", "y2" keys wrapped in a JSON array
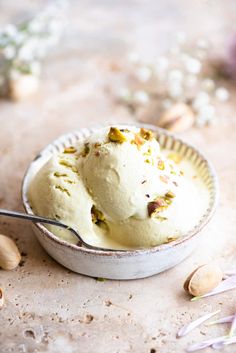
[
  {"x1": 55, "y1": 185, "x2": 71, "y2": 196},
  {"x1": 54, "y1": 172, "x2": 68, "y2": 177},
  {"x1": 91, "y1": 205, "x2": 106, "y2": 224},
  {"x1": 148, "y1": 198, "x2": 168, "y2": 217},
  {"x1": 59, "y1": 160, "x2": 78, "y2": 174},
  {"x1": 132, "y1": 133, "x2": 145, "y2": 147},
  {"x1": 63, "y1": 146, "x2": 77, "y2": 154},
  {"x1": 157, "y1": 160, "x2": 165, "y2": 170},
  {"x1": 165, "y1": 191, "x2": 176, "y2": 199},
  {"x1": 108, "y1": 127, "x2": 127, "y2": 143},
  {"x1": 81, "y1": 143, "x2": 90, "y2": 157},
  {"x1": 139, "y1": 128, "x2": 153, "y2": 141},
  {"x1": 159, "y1": 175, "x2": 169, "y2": 184}
]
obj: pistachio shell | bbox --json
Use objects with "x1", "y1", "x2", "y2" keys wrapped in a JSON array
[
  {"x1": 184, "y1": 263, "x2": 223, "y2": 297},
  {"x1": 8, "y1": 74, "x2": 39, "y2": 101},
  {"x1": 158, "y1": 103, "x2": 195, "y2": 132},
  {"x1": 0, "y1": 234, "x2": 21, "y2": 270},
  {"x1": 0, "y1": 288, "x2": 4, "y2": 309}
]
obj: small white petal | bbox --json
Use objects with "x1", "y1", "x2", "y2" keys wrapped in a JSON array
[
  {"x1": 187, "y1": 336, "x2": 226, "y2": 352},
  {"x1": 229, "y1": 314, "x2": 236, "y2": 337},
  {"x1": 208, "y1": 315, "x2": 234, "y2": 325},
  {"x1": 177, "y1": 310, "x2": 220, "y2": 338}
]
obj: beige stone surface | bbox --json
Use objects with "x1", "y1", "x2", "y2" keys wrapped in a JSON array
[{"x1": 1, "y1": 1, "x2": 236, "y2": 352}]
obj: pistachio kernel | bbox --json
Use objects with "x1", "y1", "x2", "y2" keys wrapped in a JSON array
[
  {"x1": 63, "y1": 146, "x2": 77, "y2": 154},
  {"x1": 108, "y1": 127, "x2": 127, "y2": 143},
  {"x1": 157, "y1": 160, "x2": 165, "y2": 170},
  {"x1": 91, "y1": 205, "x2": 105, "y2": 224},
  {"x1": 81, "y1": 143, "x2": 90, "y2": 157},
  {"x1": 148, "y1": 198, "x2": 167, "y2": 217},
  {"x1": 165, "y1": 191, "x2": 176, "y2": 199},
  {"x1": 139, "y1": 128, "x2": 153, "y2": 141}
]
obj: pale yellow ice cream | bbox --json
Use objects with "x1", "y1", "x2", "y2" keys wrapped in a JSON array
[{"x1": 28, "y1": 126, "x2": 209, "y2": 249}]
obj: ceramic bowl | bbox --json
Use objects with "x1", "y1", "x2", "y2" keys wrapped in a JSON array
[{"x1": 22, "y1": 123, "x2": 219, "y2": 280}]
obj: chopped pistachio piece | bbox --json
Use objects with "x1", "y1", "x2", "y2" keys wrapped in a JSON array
[
  {"x1": 63, "y1": 146, "x2": 77, "y2": 154},
  {"x1": 165, "y1": 191, "x2": 176, "y2": 199},
  {"x1": 54, "y1": 172, "x2": 68, "y2": 177},
  {"x1": 157, "y1": 160, "x2": 165, "y2": 170},
  {"x1": 91, "y1": 205, "x2": 106, "y2": 224},
  {"x1": 139, "y1": 128, "x2": 153, "y2": 140},
  {"x1": 108, "y1": 127, "x2": 127, "y2": 143},
  {"x1": 148, "y1": 198, "x2": 168, "y2": 217},
  {"x1": 55, "y1": 185, "x2": 71, "y2": 196},
  {"x1": 81, "y1": 143, "x2": 90, "y2": 157}
]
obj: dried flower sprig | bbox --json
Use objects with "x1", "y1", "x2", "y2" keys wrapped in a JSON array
[
  {"x1": 0, "y1": 0, "x2": 67, "y2": 100},
  {"x1": 117, "y1": 32, "x2": 229, "y2": 130}
]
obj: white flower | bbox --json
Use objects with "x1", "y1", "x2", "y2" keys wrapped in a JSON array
[
  {"x1": 185, "y1": 75, "x2": 198, "y2": 88},
  {"x1": 196, "y1": 105, "x2": 216, "y2": 124},
  {"x1": 3, "y1": 45, "x2": 16, "y2": 59},
  {"x1": 193, "y1": 91, "x2": 210, "y2": 109},
  {"x1": 28, "y1": 19, "x2": 44, "y2": 34},
  {"x1": 127, "y1": 52, "x2": 140, "y2": 64},
  {"x1": 30, "y1": 61, "x2": 41, "y2": 76},
  {"x1": 133, "y1": 90, "x2": 149, "y2": 104},
  {"x1": 168, "y1": 69, "x2": 183, "y2": 82},
  {"x1": 202, "y1": 78, "x2": 215, "y2": 92},
  {"x1": 183, "y1": 55, "x2": 202, "y2": 74},
  {"x1": 4, "y1": 24, "x2": 17, "y2": 38},
  {"x1": 136, "y1": 66, "x2": 152, "y2": 82},
  {"x1": 167, "y1": 82, "x2": 183, "y2": 98},
  {"x1": 196, "y1": 38, "x2": 209, "y2": 50},
  {"x1": 175, "y1": 31, "x2": 186, "y2": 45},
  {"x1": 118, "y1": 87, "x2": 132, "y2": 101},
  {"x1": 215, "y1": 87, "x2": 229, "y2": 102}
]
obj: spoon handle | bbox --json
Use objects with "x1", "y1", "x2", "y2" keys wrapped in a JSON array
[
  {"x1": 0, "y1": 209, "x2": 128, "y2": 252},
  {"x1": 0, "y1": 208, "x2": 82, "y2": 243}
]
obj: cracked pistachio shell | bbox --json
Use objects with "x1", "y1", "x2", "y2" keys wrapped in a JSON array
[
  {"x1": 0, "y1": 234, "x2": 21, "y2": 270},
  {"x1": 0, "y1": 288, "x2": 4, "y2": 309},
  {"x1": 184, "y1": 263, "x2": 223, "y2": 297}
]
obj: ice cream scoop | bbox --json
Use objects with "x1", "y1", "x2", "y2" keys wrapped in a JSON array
[{"x1": 28, "y1": 126, "x2": 209, "y2": 250}]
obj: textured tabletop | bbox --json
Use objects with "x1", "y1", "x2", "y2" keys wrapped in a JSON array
[{"x1": 1, "y1": 1, "x2": 236, "y2": 352}]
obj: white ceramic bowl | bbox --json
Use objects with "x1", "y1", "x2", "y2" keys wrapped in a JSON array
[{"x1": 22, "y1": 124, "x2": 219, "y2": 280}]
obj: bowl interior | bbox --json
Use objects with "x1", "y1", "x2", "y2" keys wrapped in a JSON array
[{"x1": 22, "y1": 123, "x2": 219, "y2": 255}]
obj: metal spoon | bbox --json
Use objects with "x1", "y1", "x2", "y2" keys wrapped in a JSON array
[{"x1": 0, "y1": 209, "x2": 126, "y2": 252}]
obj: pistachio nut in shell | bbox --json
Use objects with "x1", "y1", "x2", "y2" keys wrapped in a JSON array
[
  {"x1": 158, "y1": 103, "x2": 195, "y2": 132},
  {"x1": 0, "y1": 288, "x2": 4, "y2": 309},
  {"x1": 0, "y1": 234, "x2": 21, "y2": 270},
  {"x1": 184, "y1": 263, "x2": 223, "y2": 297}
]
